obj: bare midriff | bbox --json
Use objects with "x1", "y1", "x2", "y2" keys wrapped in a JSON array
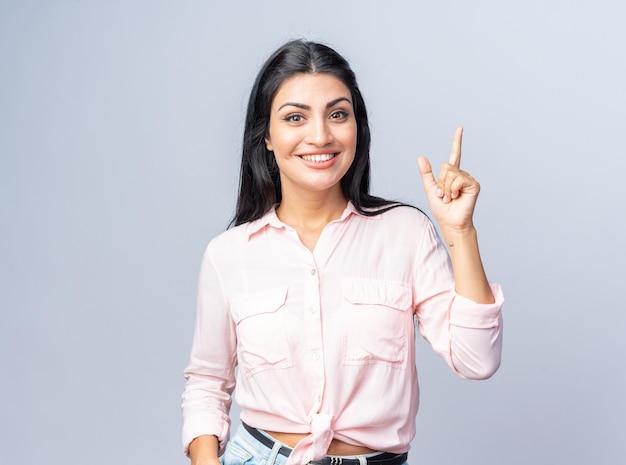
[{"x1": 265, "y1": 431, "x2": 377, "y2": 456}]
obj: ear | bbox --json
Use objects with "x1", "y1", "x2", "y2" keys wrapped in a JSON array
[{"x1": 264, "y1": 136, "x2": 273, "y2": 151}]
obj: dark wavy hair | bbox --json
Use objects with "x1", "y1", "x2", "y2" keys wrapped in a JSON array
[{"x1": 232, "y1": 39, "x2": 404, "y2": 226}]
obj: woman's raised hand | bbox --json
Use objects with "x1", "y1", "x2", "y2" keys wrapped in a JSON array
[{"x1": 417, "y1": 127, "x2": 480, "y2": 234}]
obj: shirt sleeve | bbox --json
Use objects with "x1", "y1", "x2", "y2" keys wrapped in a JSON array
[
  {"x1": 413, "y1": 220, "x2": 503, "y2": 380},
  {"x1": 181, "y1": 243, "x2": 237, "y2": 455}
]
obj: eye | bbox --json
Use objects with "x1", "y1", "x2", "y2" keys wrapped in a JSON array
[
  {"x1": 284, "y1": 113, "x2": 304, "y2": 123},
  {"x1": 330, "y1": 110, "x2": 349, "y2": 120}
]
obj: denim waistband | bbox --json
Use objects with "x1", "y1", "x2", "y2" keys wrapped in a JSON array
[{"x1": 241, "y1": 422, "x2": 408, "y2": 465}]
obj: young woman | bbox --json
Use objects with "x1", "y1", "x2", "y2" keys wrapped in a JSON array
[{"x1": 182, "y1": 39, "x2": 503, "y2": 465}]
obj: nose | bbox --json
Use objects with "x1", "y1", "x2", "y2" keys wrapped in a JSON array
[{"x1": 305, "y1": 118, "x2": 334, "y2": 146}]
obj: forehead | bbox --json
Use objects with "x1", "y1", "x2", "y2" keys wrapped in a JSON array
[{"x1": 272, "y1": 73, "x2": 351, "y2": 107}]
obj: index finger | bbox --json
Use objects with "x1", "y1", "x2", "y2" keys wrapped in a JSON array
[{"x1": 448, "y1": 126, "x2": 463, "y2": 168}]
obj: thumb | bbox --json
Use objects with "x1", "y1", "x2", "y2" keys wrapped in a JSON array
[{"x1": 417, "y1": 156, "x2": 436, "y2": 190}]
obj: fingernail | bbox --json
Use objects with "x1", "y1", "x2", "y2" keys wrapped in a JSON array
[
  {"x1": 436, "y1": 188, "x2": 443, "y2": 197},
  {"x1": 443, "y1": 195, "x2": 449, "y2": 203}
]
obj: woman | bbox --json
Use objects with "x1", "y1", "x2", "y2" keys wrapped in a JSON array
[{"x1": 182, "y1": 39, "x2": 503, "y2": 465}]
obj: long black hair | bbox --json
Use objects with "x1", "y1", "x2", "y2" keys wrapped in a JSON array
[{"x1": 232, "y1": 39, "x2": 404, "y2": 227}]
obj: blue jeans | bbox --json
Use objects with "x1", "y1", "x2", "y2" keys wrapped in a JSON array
[
  {"x1": 221, "y1": 424, "x2": 290, "y2": 465},
  {"x1": 220, "y1": 424, "x2": 408, "y2": 465}
]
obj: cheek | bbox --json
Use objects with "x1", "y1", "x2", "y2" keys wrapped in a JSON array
[
  {"x1": 267, "y1": 130, "x2": 298, "y2": 155},
  {"x1": 343, "y1": 124, "x2": 358, "y2": 152},
  {"x1": 345, "y1": 152, "x2": 357, "y2": 171}
]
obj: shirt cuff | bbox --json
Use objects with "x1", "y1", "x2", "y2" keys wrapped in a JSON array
[
  {"x1": 449, "y1": 282, "x2": 504, "y2": 329},
  {"x1": 182, "y1": 412, "x2": 231, "y2": 456}
]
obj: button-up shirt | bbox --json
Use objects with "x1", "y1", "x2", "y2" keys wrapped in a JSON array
[{"x1": 182, "y1": 203, "x2": 503, "y2": 465}]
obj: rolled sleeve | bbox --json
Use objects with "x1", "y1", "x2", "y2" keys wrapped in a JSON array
[
  {"x1": 181, "y1": 395, "x2": 231, "y2": 455},
  {"x1": 181, "y1": 242, "x2": 237, "y2": 455},
  {"x1": 450, "y1": 282, "x2": 504, "y2": 329},
  {"x1": 414, "y1": 220, "x2": 504, "y2": 380},
  {"x1": 448, "y1": 283, "x2": 504, "y2": 380}
]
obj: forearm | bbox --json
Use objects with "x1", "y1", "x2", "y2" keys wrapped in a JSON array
[
  {"x1": 441, "y1": 226, "x2": 494, "y2": 304},
  {"x1": 188, "y1": 435, "x2": 221, "y2": 465}
]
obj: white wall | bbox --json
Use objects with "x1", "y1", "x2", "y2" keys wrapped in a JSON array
[{"x1": 1, "y1": 1, "x2": 624, "y2": 464}]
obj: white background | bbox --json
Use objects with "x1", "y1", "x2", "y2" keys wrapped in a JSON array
[{"x1": 1, "y1": 1, "x2": 624, "y2": 464}]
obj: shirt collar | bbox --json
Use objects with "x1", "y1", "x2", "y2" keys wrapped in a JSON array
[{"x1": 244, "y1": 201, "x2": 380, "y2": 240}]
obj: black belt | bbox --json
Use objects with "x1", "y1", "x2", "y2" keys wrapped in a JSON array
[{"x1": 242, "y1": 422, "x2": 408, "y2": 465}]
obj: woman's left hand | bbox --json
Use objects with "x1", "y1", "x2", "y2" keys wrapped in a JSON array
[{"x1": 417, "y1": 126, "x2": 479, "y2": 233}]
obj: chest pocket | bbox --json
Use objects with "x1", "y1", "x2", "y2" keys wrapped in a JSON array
[
  {"x1": 341, "y1": 279, "x2": 412, "y2": 369},
  {"x1": 231, "y1": 286, "x2": 292, "y2": 377}
]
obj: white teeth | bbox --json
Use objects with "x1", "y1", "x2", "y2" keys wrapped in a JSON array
[{"x1": 300, "y1": 153, "x2": 335, "y2": 162}]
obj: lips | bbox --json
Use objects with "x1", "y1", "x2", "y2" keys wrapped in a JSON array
[{"x1": 299, "y1": 153, "x2": 337, "y2": 163}]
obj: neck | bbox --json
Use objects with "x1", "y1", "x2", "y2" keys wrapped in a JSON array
[{"x1": 276, "y1": 187, "x2": 348, "y2": 231}]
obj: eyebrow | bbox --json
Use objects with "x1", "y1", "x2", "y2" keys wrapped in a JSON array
[{"x1": 277, "y1": 97, "x2": 352, "y2": 111}]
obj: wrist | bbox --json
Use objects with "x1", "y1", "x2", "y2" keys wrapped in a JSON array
[{"x1": 440, "y1": 224, "x2": 477, "y2": 247}]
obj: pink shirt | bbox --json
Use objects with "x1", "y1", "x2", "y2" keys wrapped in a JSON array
[{"x1": 182, "y1": 203, "x2": 503, "y2": 465}]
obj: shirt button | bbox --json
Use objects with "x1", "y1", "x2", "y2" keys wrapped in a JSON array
[
  {"x1": 312, "y1": 352, "x2": 320, "y2": 360},
  {"x1": 309, "y1": 306, "x2": 315, "y2": 313},
  {"x1": 310, "y1": 268, "x2": 316, "y2": 275}
]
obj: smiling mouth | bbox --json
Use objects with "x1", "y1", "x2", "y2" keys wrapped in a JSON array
[{"x1": 299, "y1": 153, "x2": 337, "y2": 163}]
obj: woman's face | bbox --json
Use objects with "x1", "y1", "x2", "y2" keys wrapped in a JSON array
[{"x1": 265, "y1": 73, "x2": 357, "y2": 200}]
